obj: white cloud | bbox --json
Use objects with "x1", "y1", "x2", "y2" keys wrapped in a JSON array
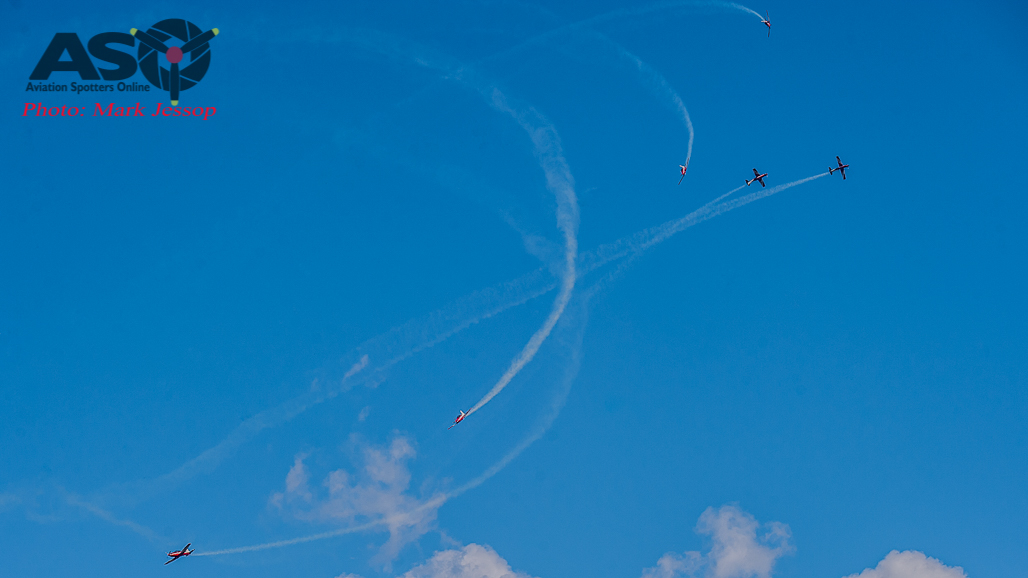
[
  {"x1": 270, "y1": 436, "x2": 445, "y2": 570},
  {"x1": 699, "y1": 505, "x2": 793, "y2": 578},
  {"x1": 399, "y1": 544, "x2": 538, "y2": 578},
  {"x1": 285, "y1": 453, "x2": 312, "y2": 499},
  {"x1": 641, "y1": 551, "x2": 703, "y2": 578},
  {"x1": 843, "y1": 551, "x2": 967, "y2": 578},
  {"x1": 641, "y1": 505, "x2": 793, "y2": 578}
]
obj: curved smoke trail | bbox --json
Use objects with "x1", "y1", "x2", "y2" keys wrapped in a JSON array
[
  {"x1": 576, "y1": 29, "x2": 696, "y2": 171},
  {"x1": 621, "y1": 49, "x2": 696, "y2": 168},
  {"x1": 466, "y1": 90, "x2": 579, "y2": 417},
  {"x1": 477, "y1": 0, "x2": 766, "y2": 70},
  {"x1": 586, "y1": 1, "x2": 765, "y2": 23}
]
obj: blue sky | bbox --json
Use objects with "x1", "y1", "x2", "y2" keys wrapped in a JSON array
[{"x1": 1, "y1": 1, "x2": 1026, "y2": 577}]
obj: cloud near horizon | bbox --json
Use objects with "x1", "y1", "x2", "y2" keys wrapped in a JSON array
[
  {"x1": 842, "y1": 550, "x2": 967, "y2": 578},
  {"x1": 641, "y1": 504, "x2": 793, "y2": 578},
  {"x1": 399, "y1": 543, "x2": 538, "y2": 578},
  {"x1": 636, "y1": 505, "x2": 965, "y2": 578},
  {"x1": 394, "y1": 541, "x2": 966, "y2": 578}
]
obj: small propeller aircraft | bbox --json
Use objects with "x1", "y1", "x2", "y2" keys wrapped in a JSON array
[
  {"x1": 678, "y1": 163, "x2": 689, "y2": 185},
  {"x1": 761, "y1": 10, "x2": 771, "y2": 37},
  {"x1": 448, "y1": 410, "x2": 467, "y2": 430},
  {"x1": 746, "y1": 168, "x2": 768, "y2": 187},
  {"x1": 829, "y1": 156, "x2": 849, "y2": 180},
  {"x1": 164, "y1": 543, "x2": 193, "y2": 565}
]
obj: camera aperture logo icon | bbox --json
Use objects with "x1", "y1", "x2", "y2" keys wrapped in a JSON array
[{"x1": 130, "y1": 19, "x2": 219, "y2": 105}]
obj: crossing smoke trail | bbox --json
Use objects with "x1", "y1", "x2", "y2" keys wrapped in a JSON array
[
  {"x1": 121, "y1": 172, "x2": 820, "y2": 507},
  {"x1": 188, "y1": 7, "x2": 798, "y2": 557},
  {"x1": 195, "y1": 172, "x2": 829, "y2": 558},
  {"x1": 179, "y1": 10, "x2": 722, "y2": 468},
  {"x1": 139, "y1": 2, "x2": 768, "y2": 535}
]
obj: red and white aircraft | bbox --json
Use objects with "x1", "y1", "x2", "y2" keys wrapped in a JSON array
[
  {"x1": 448, "y1": 410, "x2": 467, "y2": 429},
  {"x1": 761, "y1": 10, "x2": 771, "y2": 37},
  {"x1": 164, "y1": 543, "x2": 193, "y2": 565},
  {"x1": 829, "y1": 156, "x2": 849, "y2": 180},
  {"x1": 678, "y1": 163, "x2": 689, "y2": 185},
  {"x1": 746, "y1": 168, "x2": 768, "y2": 187}
]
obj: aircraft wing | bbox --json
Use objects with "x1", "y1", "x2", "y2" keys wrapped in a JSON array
[
  {"x1": 164, "y1": 557, "x2": 177, "y2": 565},
  {"x1": 839, "y1": 168, "x2": 846, "y2": 179},
  {"x1": 753, "y1": 168, "x2": 760, "y2": 177}
]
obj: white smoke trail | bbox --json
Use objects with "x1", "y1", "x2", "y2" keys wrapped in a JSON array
[
  {"x1": 60, "y1": 488, "x2": 167, "y2": 543},
  {"x1": 586, "y1": 1, "x2": 765, "y2": 23},
  {"x1": 477, "y1": 0, "x2": 766, "y2": 69},
  {"x1": 632, "y1": 173, "x2": 829, "y2": 254},
  {"x1": 581, "y1": 31, "x2": 695, "y2": 169},
  {"x1": 194, "y1": 172, "x2": 830, "y2": 558},
  {"x1": 578, "y1": 174, "x2": 827, "y2": 277},
  {"x1": 193, "y1": 516, "x2": 400, "y2": 556},
  {"x1": 466, "y1": 90, "x2": 580, "y2": 417},
  {"x1": 722, "y1": 2, "x2": 765, "y2": 20}
]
